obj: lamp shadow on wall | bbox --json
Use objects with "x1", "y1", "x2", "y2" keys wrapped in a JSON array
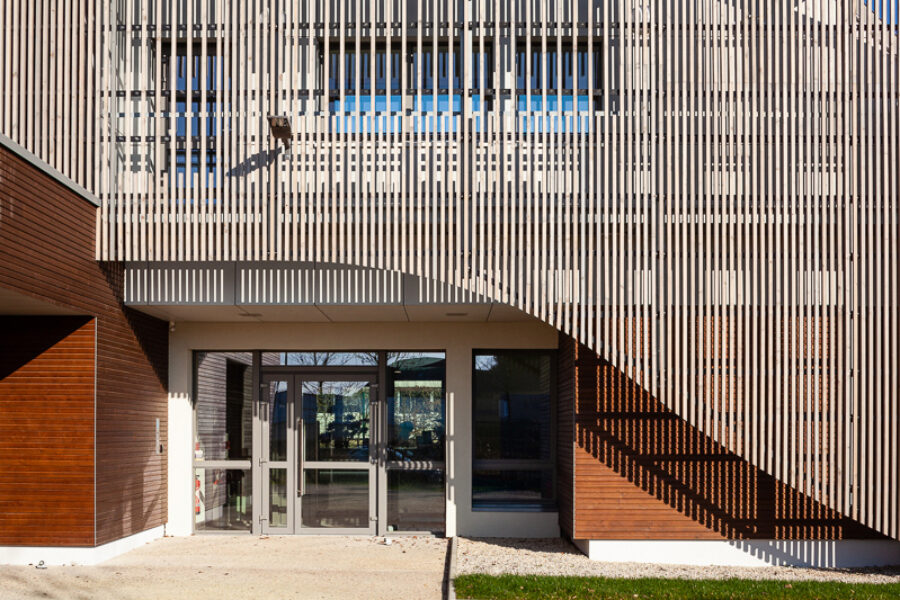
[
  {"x1": 571, "y1": 341, "x2": 884, "y2": 568},
  {"x1": 227, "y1": 147, "x2": 282, "y2": 177}
]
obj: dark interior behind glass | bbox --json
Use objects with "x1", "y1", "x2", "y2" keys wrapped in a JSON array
[{"x1": 472, "y1": 350, "x2": 556, "y2": 511}]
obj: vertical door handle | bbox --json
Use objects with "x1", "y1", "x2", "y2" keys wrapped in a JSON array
[{"x1": 297, "y1": 418, "x2": 305, "y2": 496}]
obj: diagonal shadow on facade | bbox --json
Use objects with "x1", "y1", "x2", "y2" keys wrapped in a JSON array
[{"x1": 563, "y1": 336, "x2": 883, "y2": 545}]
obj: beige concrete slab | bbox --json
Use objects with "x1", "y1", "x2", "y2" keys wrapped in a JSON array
[{"x1": 0, "y1": 535, "x2": 448, "y2": 600}]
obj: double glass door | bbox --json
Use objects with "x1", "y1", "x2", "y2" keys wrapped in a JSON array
[
  {"x1": 258, "y1": 353, "x2": 446, "y2": 535},
  {"x1": 193, "y1": 351, "x2": 445, "y2": 535},
  {"x1": 261, "y1": 374, "x2": 377, "y2": 534}
]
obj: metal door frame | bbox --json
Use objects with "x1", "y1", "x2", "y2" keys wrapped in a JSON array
[
  {"x1": 258, "y1": 373, "x2": 297, "y2": 534},
  {"x1": 257, "y1": 368, "x2": 380, "y2": 535},
  {"x1": 253, "y1": 353, "x2": 447, "y2": 536},
  {"x1": 377, "y1": 357, "x2": 446, "y2": 536},
  {"x1": 294, "y1": 372, "x2": 378, "y2": 535}
]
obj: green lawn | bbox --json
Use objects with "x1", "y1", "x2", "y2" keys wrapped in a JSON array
[{"x1": 453, "y1": 574, "x2": 900, "y2": 600}]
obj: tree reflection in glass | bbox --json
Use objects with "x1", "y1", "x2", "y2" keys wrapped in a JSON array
[
  {"x1": 302, "y1": 380, "x2": 370, "y2": 462},
  {"x1": 386, "y1": 352, "x2": 446, "y2": 463}
]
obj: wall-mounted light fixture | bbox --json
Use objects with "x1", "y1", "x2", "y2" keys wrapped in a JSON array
[{"x1": 267, "y1": 115, "x2": 292, "y2": 149}]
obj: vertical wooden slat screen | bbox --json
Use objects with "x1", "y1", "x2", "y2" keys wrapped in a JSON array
[{"x1": 1, "y1": 0, "x2": 898, "y2": 541}]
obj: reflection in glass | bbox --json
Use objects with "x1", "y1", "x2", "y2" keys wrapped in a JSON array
[
  {"x1": 302, "y1": 381, "x2": 370, "y2": 462},
  {"x1": 269, "y1": 468, "x2": 288, "y2": 528},
  {"x1": 387, "y1": 470, "x2": 444, "y2": 533},
  {"x1": 473, "y1": 351, "x2": 553, "y2": 461},
  {"x1": 472, "y1": 350, "x2": 556, "y2": 511},
  {"x1": 263, "y1": 352, "x2": 379, "y2": 367},
  {"x1": 387, "y1": 352, "x2": 446, "y2": 462},
  {"x1": 301, "y1": 470, "x2": 369, "y2": 528},
  {"x1": 269, "y1": 381, "x2": 289, "y2": 461},
  {"x1": 472, "y1": 469, "x2": 555, "y2": 510},
  {"x1": 193, "y1": 352, "x2": 253, "y2": 461},
  {"x1": 194, "y1": 468, "x2": 252, "y2": 531}
]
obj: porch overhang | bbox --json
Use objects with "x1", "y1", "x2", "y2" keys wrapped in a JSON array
[{"x1": 121, "y1": 261, "x2": 536, "y2": 323}]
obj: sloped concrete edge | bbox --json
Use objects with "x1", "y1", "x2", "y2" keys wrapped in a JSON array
[{"x1": 445, "y1": 536, "x2": 459, "y2": 600}]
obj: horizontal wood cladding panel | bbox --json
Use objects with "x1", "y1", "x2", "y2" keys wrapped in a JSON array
[
  {"x1": 0, "y1": 318, "x2": 95, "y2": 546},
  {"x1": 0, "y1": 145, "x2": 169, "y2": 547},
  {"x1": 93, "y1": 304, "x2": 168, "y2": 546},
  {"x1": 90, "y1": 299, "x2": 167, "y2": 544},
  {"x1": 570, "y1": 339, "x2": 883, "y2": 542}
]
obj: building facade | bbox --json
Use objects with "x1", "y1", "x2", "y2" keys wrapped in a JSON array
[{"x1": 1, "y1": 0, "x2": 899, "y2": 566}]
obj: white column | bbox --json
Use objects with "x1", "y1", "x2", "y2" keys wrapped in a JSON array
[
  {"x1": 167, "y1": 327, "x2": 194, "y2": 536},
  {"x1": 444, "y1": 338, "x2": 471, "y2": 538}
]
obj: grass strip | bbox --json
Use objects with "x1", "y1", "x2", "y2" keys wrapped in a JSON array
[{"x1": 453, "y1": 573, "x2": 900, "y2": 600}]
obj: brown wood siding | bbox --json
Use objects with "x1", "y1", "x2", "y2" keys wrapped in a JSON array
[
  {"x1": 556, "y1": 334, "x2": 575, "y2": 539},
  {"x1": 94, "y1": 286, "x2": 170, "y2": 545},
  {"x1": 0, "y1": 318, "x2": 96, "y2": 546},
  {"x1": 0, "y1": 144, "x2": 169, "y2": 547},
  {"x1": 568, "y1": 339, "x2": 881, "y2": 541}
]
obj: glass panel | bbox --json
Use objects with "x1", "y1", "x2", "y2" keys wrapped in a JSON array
[
  {"x1": 301, "y1": 469, "x2": 369, "y2": 528},
  {"x1": 269, "y1": 468, "x2": 288, "y2": 528},
  {"x1": 194, "y1": 468, "x2": 252, "y2": 531},
  {"x1": 262, "y1": 352, "x2": 378, "y2": 367},
  {"x1": 269, "y1": 380, "x2": 289, "y2": 462},
  {"x1": 472, "y1": 350, "x2": 556, "y2": 511},
  {"x1": 193, "y1": 352, "x2": 253, "y2": 461},
  {"x1": 302, "y1": 381, "x2": 370, "y2": 462},
  {"x1": 387, "y1": 470, "x2": 444, "y2": 533},
  {"x1": 472, "y1": 469, "x2": 555, "y2": 510},
  {"x1": 473, "y1": 351, "x2": 553, "y2": 461},
  {"x1": 387, "y1": 352, "x2": 446, "y2": 462}
]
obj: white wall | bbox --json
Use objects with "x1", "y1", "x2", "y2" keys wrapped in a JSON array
[
  {"x1": 0, "y1": 526, "x2": 164, "y2": 566},
  {"x1": 167, "y1": 320, "x2": 560, "y2": 538},
  {"x1": 575, "y1": 539, "x2": 900, "y2": 568}
]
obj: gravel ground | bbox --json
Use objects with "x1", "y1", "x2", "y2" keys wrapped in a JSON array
[
  {"x1": 456, "y1": 538, "x2": 900, "y2": 584},
  {"x1": 0, "y1": 535, "x2": 448, "y2": 600}
]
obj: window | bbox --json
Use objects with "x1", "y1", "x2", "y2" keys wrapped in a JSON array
[
  {"x1": 386, "y1": 351, "x2": 446, "y2": 533},
  {"x1": 387, "y1": 352, "x2": 446, "y2": 462},
  {"x1": 514, "y1": 43, "x2": 602, "y2": 92},
  {"x1": 262, "y1": 351, "x2": 379, "y2": 367},
  {"x1": 470, "y1": 45, "x2": 495, "y2": 90},
  {"x1": 323, "y1": 42, "x2": 467, "y2": 95},
  {"x1": 162, "y1": 43, "x2": 221, "y2": 196},
  {"x1": 193, "y1": 352, "x2": 254, "y2": 531},
  {"x1": 472, "y1": 350, "x2": 556, "y2": 511},
  {"x1": 327, "y1": 43, "x2": 403, "y2": 92}
]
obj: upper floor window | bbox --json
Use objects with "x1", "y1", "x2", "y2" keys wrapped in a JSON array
[
  {"x1": 161, "y1": 43, "x2": 221, "y2": 193},
  {"x1": 516, "y1": 43, "x2": 602, "y2": 92},
  {"x1": 324, "y1": 42, "x2": 465, "y2": 93},
  {"x1": 327, "y1": 43, "x2": 402, "y2": 92},
  {"x1": 162, "y1": 42, "x2": 222, "y2": 94},
  {"x1": 470, "y1": 46, "x2": 495, "y2": 90}
]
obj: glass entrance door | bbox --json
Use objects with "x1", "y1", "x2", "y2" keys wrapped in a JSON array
[
  {"x1": 382, "y1": 352, "x2": 446, "y2": 534},
  {"x1": 259, "y1": 374, "x2": 376, "y2": 534},
  {"x1": 297, "y1": 377, "x2": 376, "y2": 533},
  {"x1": 260, "y1": 376, "x2": 295, "y2": 533},
  {"x1": 257, "y1": 353, "x2": 446, "y2": 535}
]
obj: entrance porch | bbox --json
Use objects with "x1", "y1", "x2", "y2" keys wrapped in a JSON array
[{"x1": 165, "y1": 318, "x2": 563, "y2": 540}]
